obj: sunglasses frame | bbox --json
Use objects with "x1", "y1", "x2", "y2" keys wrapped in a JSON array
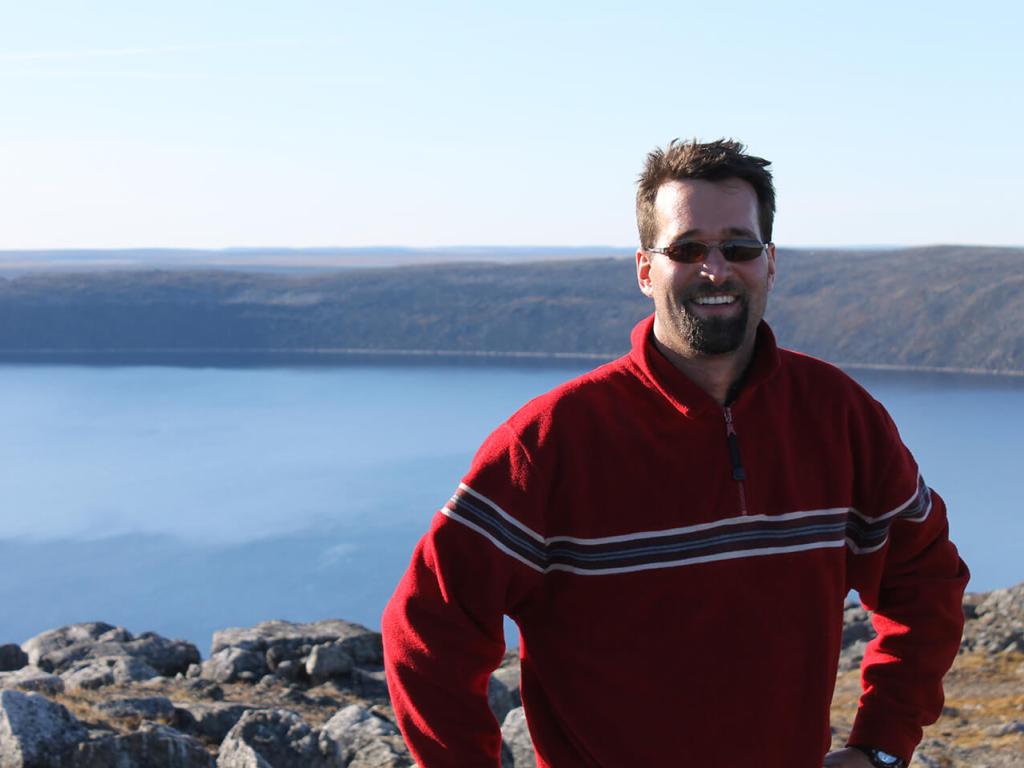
[{"x1": 645, "y1": 239, "x2": 771, "y2": 264}]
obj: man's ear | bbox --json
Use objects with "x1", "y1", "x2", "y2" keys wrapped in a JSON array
[
  {"x1": 636, "y1": 248, "x2": 654, "y2": 297},
  {"x1": 766, "y1": 243, "x2": 777, "y2": 292}
]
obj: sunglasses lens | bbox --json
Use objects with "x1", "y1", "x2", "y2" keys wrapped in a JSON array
[
  {"x1": 722, "y1": 244, "x2": 764, "y2": 262},
  {"x1": 666, "y1": 242, "x2": 708, "y2": 263}
]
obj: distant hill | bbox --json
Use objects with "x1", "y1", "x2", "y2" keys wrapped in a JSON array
[
  {"x1": 0, "y1": 246, "x2": 632, "y2": 275},
  {"x1": 0, "y1": 245, "x2": 1021, "y2": 374}
]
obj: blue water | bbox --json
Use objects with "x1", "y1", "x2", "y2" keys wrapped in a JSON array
[{"x1": 0, "y1": 362, "x2": 1020, "y2": 653}]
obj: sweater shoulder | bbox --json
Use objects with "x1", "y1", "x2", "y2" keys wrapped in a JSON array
[
  {"x1": 775, "y1": 346, "x2": 912, "y2": 474},
  {"x1": 776, "y1": 346, "x2": 882, "y2": 410},
  {"x1": 502, "y1": 353, "x2": 638, "y2": 441}
]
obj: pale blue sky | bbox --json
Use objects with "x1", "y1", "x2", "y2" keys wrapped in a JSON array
[{"x1": 1, "y1": 1, "x2": 1021, "y2": 249}]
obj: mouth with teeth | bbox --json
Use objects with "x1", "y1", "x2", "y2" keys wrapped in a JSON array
[{"x1": 692, "y1": 295, "x2": 737, "y2": 306}]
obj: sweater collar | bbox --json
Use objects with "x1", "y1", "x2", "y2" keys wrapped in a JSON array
[{"x1": 628, "y1": 313, "x2": 781, "y2": 418}]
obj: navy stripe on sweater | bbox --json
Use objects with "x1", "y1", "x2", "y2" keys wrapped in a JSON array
[{"x1": 441, "y1": 475, "x2": 932, "y2": 575}]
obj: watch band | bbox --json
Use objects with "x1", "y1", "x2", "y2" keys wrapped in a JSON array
[{"x1": 851, "y1": 745, "x2": 907, "y2": 768}]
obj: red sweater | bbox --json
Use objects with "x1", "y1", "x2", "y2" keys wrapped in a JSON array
[{"x1": 382, "y1": 315, "x2": 968, "y2": 767}]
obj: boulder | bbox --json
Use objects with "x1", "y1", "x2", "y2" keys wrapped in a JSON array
[
  {"x1": 0, "y1": 668, "x2": 65, "y2": 697},
  {"x1": 318, "y1": 705, "x2": 412, "y2": 767},
  {"x1": 501, "y1": 707, "x2": 536, "y2": 768},
  {"x1": 984, "y1": 720, "x2": 1024, "y2": 737},
  {"x1": 305, "y1": 644, "x2": 353, "y2": 685},
  {"x1": 212, "y1": 620, "x2": 383, "y2": 668},
  {"x1": 840, "y1": 605, "x2": 874, "y2": 647},
  {"x1": 96, "y1": 696, "x2": 175, "y2": 722},
  {"x1": 216, "y1": 708, "x2": 325, "y2": 768},
  {"x1": 61, "y1": 656, "x2": 159, "y2": 690},
  {"x1": 21, "y1": 623, "x2": 121, "y2": 668},
  {"x1": 23, "y1": 624, "x2": 199, "y2": 677},
  {"x1": 493, "y1": 653, "x2": 521, "y2": 697},
  {"x1": 0, "y1": 689, "x2": 88, "y2": 767},
  {"x1": 838, "y1": 604, "x2": 876, "y2": 672},
  {"x1": 273, "y1": 660, "x2": 302, "y2": 684},
  {"x1": 182, "y1": 679, "x2": 224, "y2": 701},
  {"x1": 488, "y1": 674, "x2": 516, "y2": 725},
  {"x1": 71, "y1": 722, "x2": 214, "y2": 767},
  {"x1": 201, "y1": 648, "x2": 268, "y2": 684},
  {"x1": 172, "y1": 702, "x2": 250, "y2": 744},
  {"x1": 350, "y1": 668, "x2": 390, "y2": 700},
  {"x1": 962, "y1": 581, "x2": 1024, "y2": 654},
  {"x1": 490, "y1": 650, "x2": 522, "y2": 722},
  {"x1": 0, "y1": 646, "x2": 27, "y2": 673}
]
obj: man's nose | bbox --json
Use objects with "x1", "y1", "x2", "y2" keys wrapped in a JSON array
[{"x1": 698, "y1": 246, "x2": 732, "y2": 283}]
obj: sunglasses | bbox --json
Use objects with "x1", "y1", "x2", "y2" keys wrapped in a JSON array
[{"x1": 646, "y1": 239, "x2": 770, "y2": 264}]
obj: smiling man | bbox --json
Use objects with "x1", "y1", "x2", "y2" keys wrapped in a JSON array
[{"x1": 383, "y1": 139, "x2": 968, "y2": 767}]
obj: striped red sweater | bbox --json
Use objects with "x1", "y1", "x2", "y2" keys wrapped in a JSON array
[{"x1": 382, "y1": 315, "x2": 968, "y2": 767}]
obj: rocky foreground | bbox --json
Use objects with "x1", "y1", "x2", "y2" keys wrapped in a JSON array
[{"x1": 1, "y1": 582, "x2": 1021, "y2": 767}]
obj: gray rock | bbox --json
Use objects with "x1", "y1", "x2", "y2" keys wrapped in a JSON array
[
  {"x1": 212, "y1": 619, "x2": 382, "y2": 668},
  {"x1": 201, "y1": 648, "x2": 268, "y2": 684},
  {"x1": 501, "y1": 707, "x2": 535, "y2": 768},
  {"x1": 186, "y1": 664, "x2": 201, "y2": 679},
  {"x1": 216, "y1": 708, "x2": 324, "y2": 768},
  {"x1": 984, "y1": 719, "x2": 1024, "y2": 737},
  {"x1": 61, "y1": 663, "x2": 113, "y2": 691},
  {"x1": 490, "y1": 650, "x2": 522, "y2": 723},
  {"x1": 488, "y1": 674, "x2": 517, "y2": 725},
  {"x1": 0, "y1": 689, "x2": 87, "y2": 767},
  {"x1": 841, "y1": 605, "x2": 874, "y2": 647},
  {"x1": 264, "y1": 645, "x2": 292, "y2": 672},
  {"x1": 0, "y1": 646, "x2": 27, "y2": 673},
  {"x1": 96, "y1": 696, "x2": 175, "y2": 722},
  {"x1": 72, "y1": 722, "x2": 214, "y2": 767},
  {"x1": 962, "y1": 581, "x2": 1024, "y2": 654},
  {"x1": 306, "y1": 644, "x2": 354, "y2": 684},
  {"x1": 173, "y1": 702, "x2": 250, "y2": 744},
  {"x1": 836, "y1": 603, "x2": 877, "y2": 671},
  {"x1": 492, "y1": 656, "x2": 521, "y2": 705},
  {"x1": 976, "y1": 582, "x2": 1024, "y2": 618},
  {"x1": 838, "y1": 639, "x2": 869, "y2": 672},
  {"x1": 183, "y1": 679, "x2": 224, "y2": 701},
  {"x1": 61, "y1": 655, "x2": 159, "y2": 690},
  {"x1": 0, "y1": 668, "x2": 65, "y2": 697},
  {"x1": 910, "y1": 737, "x2": 1024, "y2": 768},
  {"x1": 23, "y1": 623, "x2": 199, "y2": 677},
  {"x1": 350, "y1": 668, "x2": 390, "y2": 700},
  {"x1": 273, "y1": 660, "x2": 302, "y2": 684},
  {"x1": 319, "y1": 705, "x2": 412, "y2": 767},
  {"x1": 21, "y1": 623, "x2": 119, "y2": 668}
]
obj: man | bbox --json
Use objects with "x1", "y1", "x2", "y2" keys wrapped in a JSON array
[{"x1": 382, "y1": 139, "x2": 968, "y2": 767}]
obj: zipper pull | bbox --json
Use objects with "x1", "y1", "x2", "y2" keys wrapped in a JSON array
[{"x1": 723, "y1": 407, "x2": 747, "y2": 482}]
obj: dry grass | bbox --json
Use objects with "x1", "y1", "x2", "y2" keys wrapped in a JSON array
[{"x1": 830, "y1": 651, "x2": 1024, "y2": 765}]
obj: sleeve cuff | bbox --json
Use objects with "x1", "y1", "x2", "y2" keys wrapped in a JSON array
[{"x1": 848, "y1": 712, "x2": 917, "y2": 764}]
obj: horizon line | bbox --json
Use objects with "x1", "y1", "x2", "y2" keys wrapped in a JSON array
[{"x1": 1, "y1": 243, "x2": 1022, "y2": 255}]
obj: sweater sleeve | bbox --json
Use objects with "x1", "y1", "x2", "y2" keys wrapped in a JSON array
[
  {"x1": 382, "y1": 423, "x2": 547, "y2": 767},
  {"x1": 845, "y1": 403, "x2": 970, "y2": 761}
]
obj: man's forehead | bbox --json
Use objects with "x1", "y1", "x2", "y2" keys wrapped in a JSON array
[{"x1": 653, "y1": 178, "x2": 760, "y2": 238}]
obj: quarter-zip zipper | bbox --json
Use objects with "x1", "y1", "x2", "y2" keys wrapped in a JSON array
[{"x1": 723, "y1": 406, "x2": 749, "y2": 515}]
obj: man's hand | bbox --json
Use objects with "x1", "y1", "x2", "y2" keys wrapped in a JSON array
[{"x1": 823, "y1": 748, "x2": 875, "y2": 767}]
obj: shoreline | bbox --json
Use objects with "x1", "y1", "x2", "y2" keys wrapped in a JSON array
[{"x1": 1, "y1": 347, "x2": 1022, "y2": 378}]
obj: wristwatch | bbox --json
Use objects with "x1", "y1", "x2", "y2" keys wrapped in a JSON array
[{"x1": 851, "y1": 745, "x2": 907, "y2": 768}]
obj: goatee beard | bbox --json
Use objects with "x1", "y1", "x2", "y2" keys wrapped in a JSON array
[{"x1": 678, "y1": 298, "x2": 750, "y2": 355}]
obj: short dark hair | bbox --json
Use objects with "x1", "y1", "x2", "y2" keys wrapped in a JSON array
[{"x1": 636, "y1": 138, "x2": 776, "y2": 248}]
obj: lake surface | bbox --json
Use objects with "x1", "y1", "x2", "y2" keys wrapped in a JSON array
[{"x1": 1, "y1": 361, "x2": 1021, "y2": 653}]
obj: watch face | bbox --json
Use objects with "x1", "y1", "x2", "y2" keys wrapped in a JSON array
[{"x1": 874, "y1": 750, "x2": 901, "y2": 766}]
